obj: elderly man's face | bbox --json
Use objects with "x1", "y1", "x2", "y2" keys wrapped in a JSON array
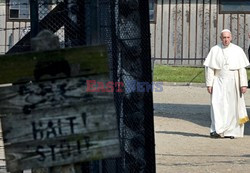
[{"x1": 221, "y1": 31, "x2": 232, "y2": 46}]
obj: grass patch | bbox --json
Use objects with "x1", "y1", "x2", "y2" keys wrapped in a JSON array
[
  {"x1": 153, "y1": 65, "x2": 250, "y2": 83},
  {"x1": 153, "y1": 65, "x2": 205, "y2": 83}
]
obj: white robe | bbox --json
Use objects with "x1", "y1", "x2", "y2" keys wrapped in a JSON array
[{"x1": 204, "y1": 43, "x2": 249, "y2": 137}]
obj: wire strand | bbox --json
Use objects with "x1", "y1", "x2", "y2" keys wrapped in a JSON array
[{"x1": 0, "y1": 1, "x2": 79, "y2": 7}]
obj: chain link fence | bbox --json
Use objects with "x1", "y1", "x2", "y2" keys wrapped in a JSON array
[{"x1": 3, "y1": 0, "x2": 155, "y2": 172}]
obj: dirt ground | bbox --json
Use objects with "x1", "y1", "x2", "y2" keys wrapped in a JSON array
[{"x1": 154, "y1": 83, "x2": 250, "y2": 173}]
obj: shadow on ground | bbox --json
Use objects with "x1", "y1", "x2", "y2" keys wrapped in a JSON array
[{"x1": 154, "y1": 103, "x2": 250, "y2": 136}]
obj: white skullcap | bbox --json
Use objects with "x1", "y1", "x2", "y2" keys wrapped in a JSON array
[{"x1": 221, "y1": 29, "x2": 231, "y2": 33}]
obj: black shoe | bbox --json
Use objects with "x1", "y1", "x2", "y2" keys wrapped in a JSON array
[
  {"x1": 210, "y1": 132, "x2": 222, "y2": 138},
  {"x1": 224, "y1": 136, "x2": 235, "y2": 139}
]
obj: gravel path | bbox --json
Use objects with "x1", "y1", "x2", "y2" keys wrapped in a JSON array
[{"x1": 154, "y1": 83, "x2": 250, "y2": 173}]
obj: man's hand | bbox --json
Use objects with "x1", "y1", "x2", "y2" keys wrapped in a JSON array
[
  {"x1": 241, "y1": 86, "x2": 247, "y2": 94},
  {"x1": 207, "y1": 86, "x2": 212, "y2": 94}
]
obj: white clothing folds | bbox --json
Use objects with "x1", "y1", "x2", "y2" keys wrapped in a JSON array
[
  {"x1": 204, "y1": 43, "x2": 249, "y2": 137},
  {"x1": 209, "y1": 68, "x2": 247, "y2": 137}
]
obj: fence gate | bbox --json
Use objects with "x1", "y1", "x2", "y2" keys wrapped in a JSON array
[{"x1": 1, "y1": 0, "x2": 156, "y2": 172}]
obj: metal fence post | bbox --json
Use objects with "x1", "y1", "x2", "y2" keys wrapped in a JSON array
[
  {"x1": 138, "y1": 0, "x2": 156, "y2": 172},
  {"x1": 30, "y1": 0, "x2": 39, "y2": 38}
]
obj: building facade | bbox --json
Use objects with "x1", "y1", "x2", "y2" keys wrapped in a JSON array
[
  {"x1": 0, "y1": 0, "x2": 30, "y2": 55},
  {"x1": 150, "y1": 0, "x2": 250, "y2": 65}
]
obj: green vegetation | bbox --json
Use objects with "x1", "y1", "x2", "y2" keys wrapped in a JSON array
[{"x1": 153, "y1": 65, "x2": 250, "y2": 83}]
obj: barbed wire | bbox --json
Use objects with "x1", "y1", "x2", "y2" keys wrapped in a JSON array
[
  {"x1": 0, "y1": 13, "x2": 30, "y2": 17},
  {"x1": 0, "y1": 7, "x2": 69, "y2": 17},
  {"x1": 0, "y1": 5, "x2": 81, "y2": 31},
  {"x1": 0, "y1": 26, "x2": 30, "y2": 31},
  {"x1": 0, "y1": 45, "x2": 12, "y2": 46},
  {"x1": 0, "y1": 1, "x2": 86, "y2": 54},
  {"x1": 0, "y1": 1, "x2": 82, "y2": 7}
]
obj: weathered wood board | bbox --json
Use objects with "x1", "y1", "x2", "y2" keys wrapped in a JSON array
[
  {"x1": 182, "y1": 0, "x2": 189, "y2": 65},
  {"x1": 168, "y1": 0, "x2": 176, "y2": 65},
  {"x1": 210, "y1": 0, "x2": 217, "y2": 48},
  {"x1": 155, "y1": 0, "x2": 163, "y2": 63},
  {"x1": 162, "y1": 0, "x2": 169, "y2": 64},
  {"x1": 0, "y1": 76, "x2": 120, "y2": 172},
  {"x1": 189, "y1": 0, "x2": 196, "y2": 64},
  {"x1": 0, "y1": 46, "x2": 120, "y2": 172},
  {"x1": 196, "y1": 0, "x2": 203, "y2": 61},
  {"x1": 231, "y1": 14, "x2": 238, "y2": 44},
  {"x1": 238, "y1": 14, "x2": 245, "y2": 50},
  {"x1": 203, "y1": 0, "x2": 210, "y2": 60},
  {"x1": 175, "y1": 0, "x2": 183, "y2": 65}
]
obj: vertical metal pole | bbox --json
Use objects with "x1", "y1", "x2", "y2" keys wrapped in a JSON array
[
  {"x1": 111, "y1": 0, "x2": 122, "y2": 170},
  {"x1": 90, "y1": 0, "x2": 99, "y2": 45},
  {"x1": 138, "y1": 0, "x2": 156, "y2": 172},
  {"x1": 65, "y1": 0, "x2": 85, "y2": 47},
  {"x1": 77, "y1": 0, "x2": 86, "y2": 45},
  {"x1": 64, "y1": 0, "x2": 70, "y2": 47},
  {"x1": 29, "y1": 0, "x2": 39, "y2": 38}
]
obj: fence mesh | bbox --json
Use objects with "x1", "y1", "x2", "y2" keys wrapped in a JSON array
[{"x1": 1, "y1": 0, "x2": 155, "y2": 172}]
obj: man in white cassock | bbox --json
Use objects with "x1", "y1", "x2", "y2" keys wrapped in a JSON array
[{"x1": 204, "y1": 29, "x2": 249, "y2": 138}]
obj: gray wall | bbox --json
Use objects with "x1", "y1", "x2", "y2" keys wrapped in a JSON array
[{"x1": 0, "y1": 4, "x2": 30, "y2": 55}]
